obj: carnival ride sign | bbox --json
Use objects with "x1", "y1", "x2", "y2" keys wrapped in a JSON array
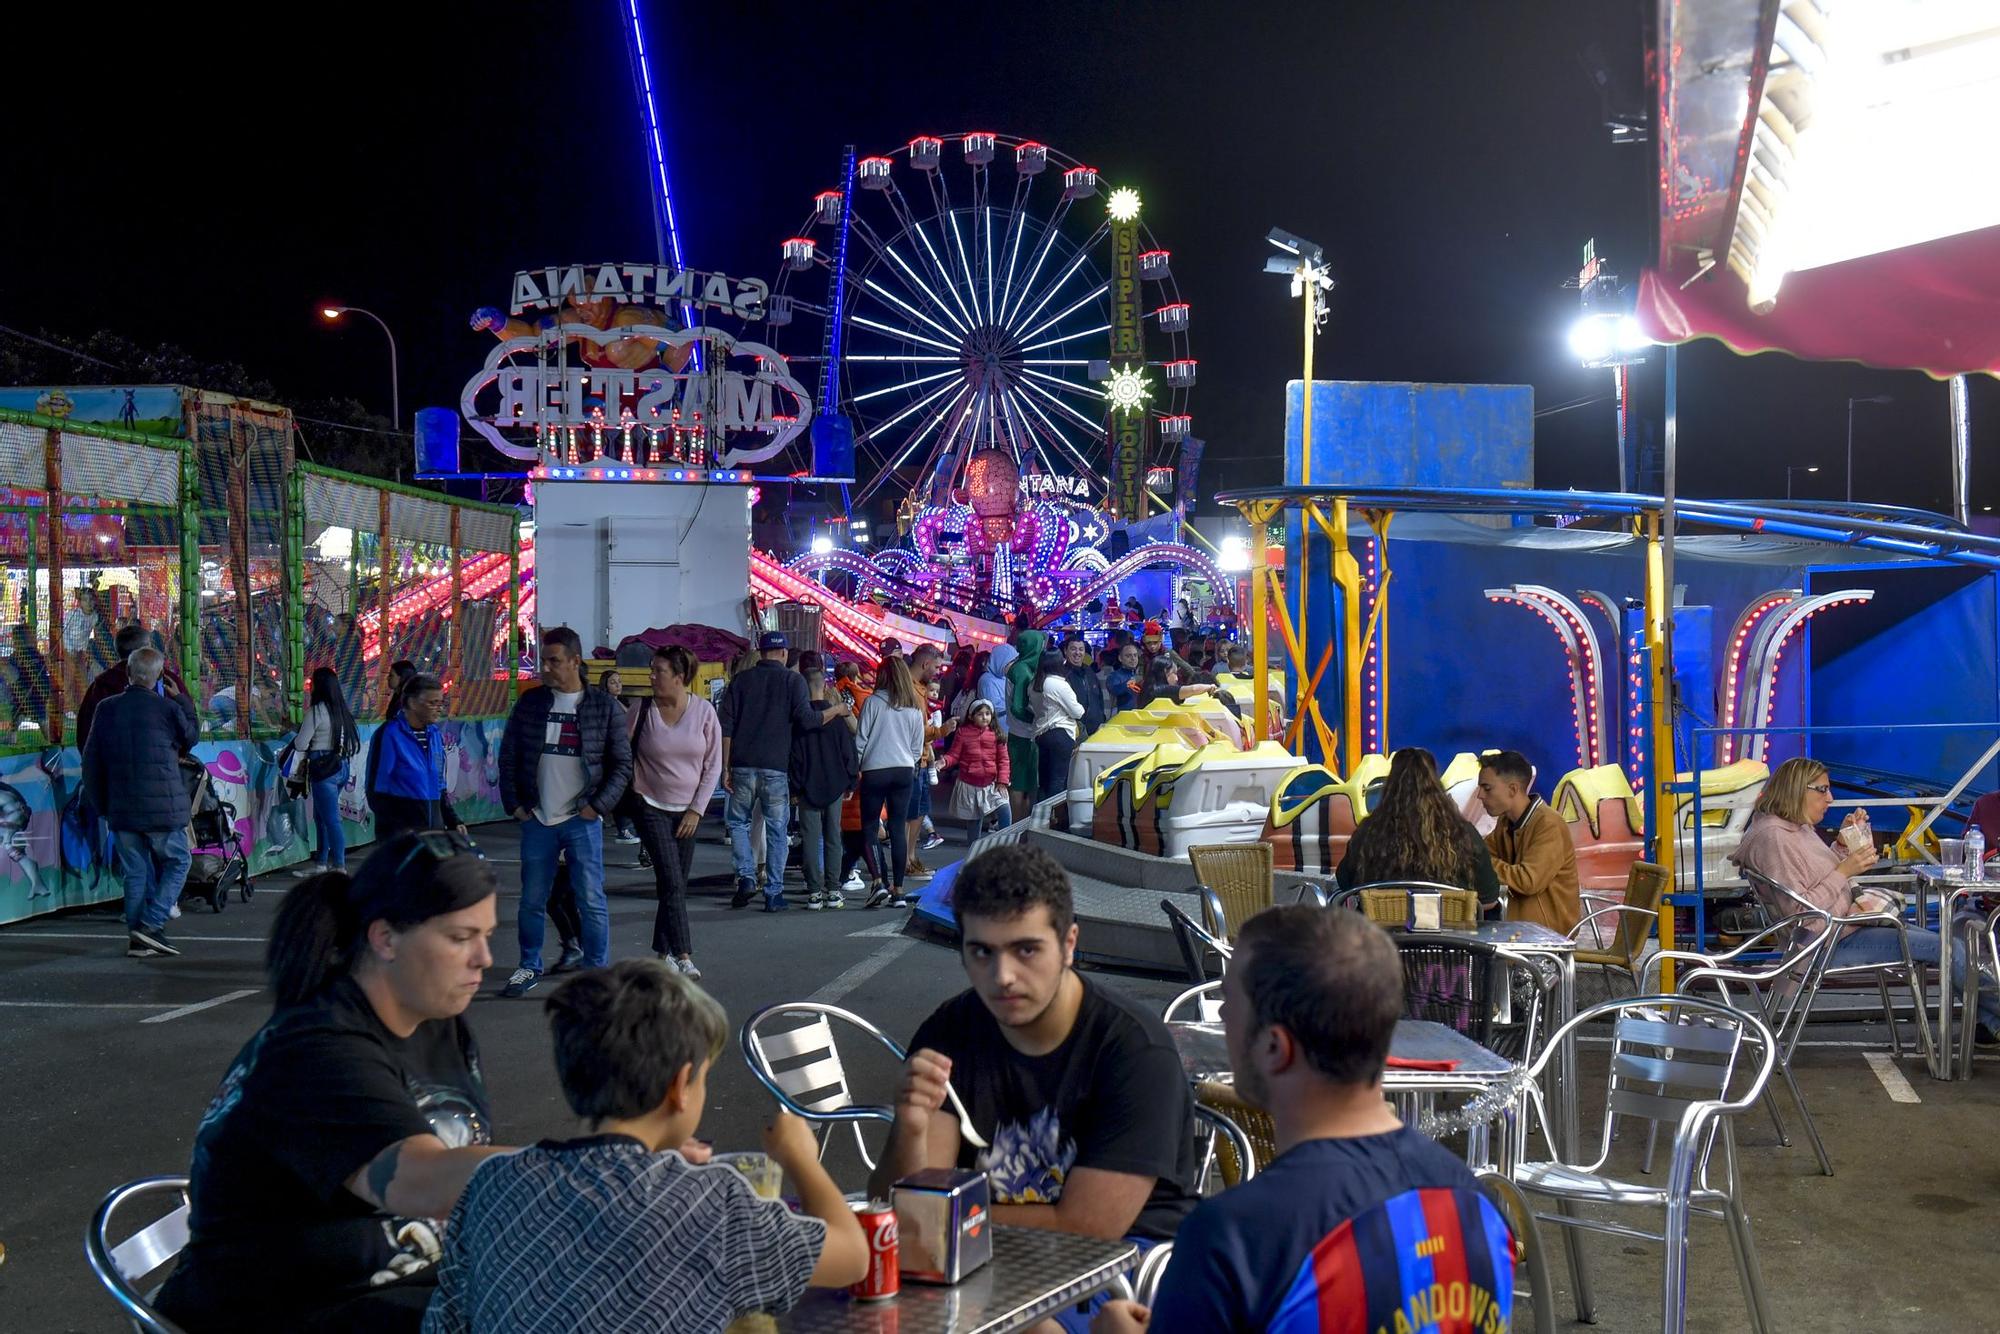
[{"x1": 462, "y1": 265, "x2": 809, "y2": 468}]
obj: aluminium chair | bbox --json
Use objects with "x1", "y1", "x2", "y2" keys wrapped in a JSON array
[
  {"x1": 1509, "y1": 995, "x2": 1779, "y2": 1334},
  {"x1": 740, "y1": 1002, "x2": 989, "y2": 1170},
  {"x1": 1193, "y1": 1080, "x2": 1279, "y2": 1187},
  {"x1": 1957, "y1": 899, "x2": 2000, "y2": 1079},
  {"x1": 85, "y1": 1176, "x2": 192, "y2": 1334},
  {"x1": 1162, "y1": 896, "x2": 1233, "y2": 983},
  {"x1": 1572, "y1": 860, "x2": 1670, "y2": 996},
  {"x1": 1187, "y1": 842, "x2": 1274, "y2": 942}
]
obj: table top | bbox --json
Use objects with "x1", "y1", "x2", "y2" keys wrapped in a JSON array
[
  {"x1": 1430, "y1": 920, "x2": 1576, "y2": 953},
  {"x1": 1168, "y1": 1018, "x2": 1515, "y2": 1086},
  {"x1": 777, "y1": 1226, "x2": 1137, "y2": 1334},
  {"x1": 1909, "y1": 864, "x2": 1999, "y2": 887}
]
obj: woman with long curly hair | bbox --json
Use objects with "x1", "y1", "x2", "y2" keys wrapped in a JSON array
[{"x1": 1335, "y1": 747, "x2": 1502, "y2": 907}]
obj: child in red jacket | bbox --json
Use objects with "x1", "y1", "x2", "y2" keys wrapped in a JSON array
[{"x1": 935, "y1": 698, "x2": 1011, "y2": 836}]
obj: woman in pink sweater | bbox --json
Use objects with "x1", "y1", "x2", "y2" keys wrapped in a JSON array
[
  {"x1": 937, "y1": 698, "x2": 1011, "y2": 836},
  {"x1": 627, "y1": 645, "x2": 722, "y2": 977}
]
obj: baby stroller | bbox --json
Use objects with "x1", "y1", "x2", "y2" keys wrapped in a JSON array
[{"x1": 178, "y1": 756, "x2": 251, "y2": 913}]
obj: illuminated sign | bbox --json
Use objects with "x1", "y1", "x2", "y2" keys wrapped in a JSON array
[{"x1": 1108, "y1": 217, "x2": 1146, "y2": 521}]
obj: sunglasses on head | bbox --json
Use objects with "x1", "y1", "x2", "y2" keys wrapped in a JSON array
[{"x1": 393, "y1": 828, "x2": 484, "y2": 878}]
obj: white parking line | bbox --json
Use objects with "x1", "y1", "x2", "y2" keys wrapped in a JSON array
[
  {"x1": 811, "y1": 939, "x2": 916, "y2": 1004},
  {"x1": 141, "y1": 988, "x2": 264, "y2": 1032},
  {"x1": 0, "y1": 932, "x2": 268, "y2": 944},
  {"x1": 1863, "y1": 1051, "x2": 1922, "y2": 1103},
  {"x1": 0, "y1": 1000, "x2": 160, "y2": 1009},
  {"x1": 847, "y1": 921, "x2": 909, "y2": 939}
]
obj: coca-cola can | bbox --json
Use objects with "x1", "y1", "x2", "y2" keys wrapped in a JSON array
[{"x1": 851, "y1": 1200, "x2": 900, "y2": 1302}]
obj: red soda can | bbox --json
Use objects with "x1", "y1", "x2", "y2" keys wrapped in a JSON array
[{"x1": 850, "y1": 1200, "x2": 900, "y2": 1301}]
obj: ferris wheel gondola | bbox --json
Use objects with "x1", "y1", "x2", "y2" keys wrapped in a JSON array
[{"x1": 761, "y1": 132, "x2": 1194, "y2": 510}]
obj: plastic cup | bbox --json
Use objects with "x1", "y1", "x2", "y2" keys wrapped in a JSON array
[
  {"x1": 1941, "y1": 838, "x2": 1966, "y2": 878},
  {"x1": 1840, "y1": 822, "x2": 1872, "y2": 854},
  {"x1": 715, "y1": 1152, "x2": 783, "y2": 1201}
]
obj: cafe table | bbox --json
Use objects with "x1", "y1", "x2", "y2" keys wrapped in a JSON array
[
  {"x1": 1906, "y1": 864, "x2": 1999, "y2": 1079},
  {"x1": 776, "y1": 1226, "x2": 1139, "y2": 1333},
  {"x1": 1168, "y1": 1018, "x2": 1525, "y2": 1168}
]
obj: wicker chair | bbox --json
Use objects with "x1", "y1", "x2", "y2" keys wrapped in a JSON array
[
  {"x1": 1573, "y1": 860, "x2": 1670, "y2": 996},
  {"x1": 1347, "y1": 880, "x2": 1484, "y2": 930},
  {"x1": 1188, "y1": 842, "x2": 1274, "y2": 942},
  {"x1": 1195, "y1": 1080, "x2": 1280, "y2": 1186}
]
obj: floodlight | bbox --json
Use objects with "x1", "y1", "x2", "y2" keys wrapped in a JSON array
[
  {"x1": 1218, "y1": 534, "x2": 1251, "y2": 573},
  {"x1": 1266, "y1": 227, "x2": 1324, "y2": 265},
  {"x1": 810, "y1": 534, "x2": 834, "y2": 555}
]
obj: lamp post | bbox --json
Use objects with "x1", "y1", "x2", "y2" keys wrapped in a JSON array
[
  {"x1": 319, "y1": 306, "x2": 401, "y2": 432},
  {"x1": 1568, "y1": 240, "x2": 1648, "y2": 491},
  {"x1": 1845, "y1": 394, "x2": 1892, "y2": 503},
  {"x1": 1786, "y1": 464, "x2": 1820, "y2": 499}
]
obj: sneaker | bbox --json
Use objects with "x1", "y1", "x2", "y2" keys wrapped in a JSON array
[
  {"x1": 501, "y1": 967, "x2": 540, "y2": 998},
  {"x1": 889, "y1": 894, "x2": 912, "y2": 909},
  {"x1": 825, "y1": 892, "x2": 847, "y2": 910},
  {"x1": 126, "y1": 933, "x2": 160, "y2": 959},
  {"x1": 806, "y1": 890, "x2": 828, "y2": 911},
  {"x1": 636, "y1": 846, "x2": 652, "y2": 868},
  {"x1": 761, "y1": 893, "x2": 790, "y2": 913},
  {"x1": 729, "y1": 880, "x2": 756, "y2": 910},
  {"x1": 614, "y1": 831, "x2": 641, "y2": 846},
  {"x1": 290, "y1": 862, "x2": 328, "y2": 878},
  {"x1": 549, "y1": 943, "x2": 585, "y2": 975},
  {"x1": 921, "y1": 832, "x2": 945, "y2": 851},
  {"x1": 676, "y1": 957, "x2": 703, "y2": 979},
  {"x1": 130, "y1": 923, "x2": 179, "y2": 957},
  {"x1": 905, "y1": 859, "x2": 932, "y2": 880},
  {"x1": 168, "y1": 903, "x2": 182, "y2": 920},
  {"x1": 1977, "y1": 1024, "x2": 2000, "y2": 1051},
  {"x1": 865, "y1": 885, "x2": 891, "y2": 909},
  {"x1": 841, "y1": 871, "x2": 867, "y2": 896}
]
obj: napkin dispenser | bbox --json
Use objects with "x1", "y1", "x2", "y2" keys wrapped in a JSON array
[
  {"x1": 891, "y1": 1168, "x2": 993, "y2": 1284},
  {"x1": 1407, "y1": 889, "x2": 1443, "y2": 932}
]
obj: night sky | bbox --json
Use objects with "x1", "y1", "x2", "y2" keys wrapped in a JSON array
[{"x1": 7, "y1": 1, "x2": 1992, "y2": 514}]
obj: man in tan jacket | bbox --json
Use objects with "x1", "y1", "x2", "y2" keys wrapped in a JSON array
[{"x1": 1478, "y1": 750, "x2": 1581, "y2": 935}]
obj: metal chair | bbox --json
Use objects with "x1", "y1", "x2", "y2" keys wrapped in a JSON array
[
  {"x1": 1639, "y1": 913, "x2": 1838, "y2": 1175},
  {"x1": 1476, "y1": 1169, "x2": 1558, "y2": 1334},
  {"x1": 740, "y1": 1003, "x2": 992, "y2": 1166},
  {"x1": 1393, "y1": 932, "x2": 1548, "y2": 1066},
  {"x1": 1131, "y1": 1240, "x2": 1176, "y2": 1305},
  {"x1": 1572, "y1": 860, "x2": 1670, "y2": 996},
  {"x1": 1352, "y1": 879, "x2": 1484, "y2": 930},
  {"x1": 85, "y1": 1176, "x2": 192, "y2": 1334},
  {"x1": 1187, "y1": 842, "x2": 1274, "y2": 941},
  {"x1": 1162, "y1": 895, "x2": 1233, "y2": 983},
  {"x1": 1162, "y1": 978, "x2": 1222, "y2": 1026},
  {"x1": 1193, "y1": 1081, "x2": 1279, "y2": 1186},
  {"x1": 1509, "y1": 995, "x2": 1779, "y2": 1334},
  {"x1": 1191, "y1": 1101, "x2": 1260, "y2": 1194},
  {"x1": 1958, "y1": 899, "x2": 2000, "y2": 1079},
  {"x1": 1741, "y1": 866, "x2": 1938, "y2": 1069}
]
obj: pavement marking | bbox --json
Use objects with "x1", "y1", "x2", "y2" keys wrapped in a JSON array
[
  {"x1": 0, "y1": 1000, "x2": 161, "y2": 1009},
  {"x1": 141, "y1": 989, "x2": 262, "y2": 1025},
  {"x1": 0, "y1": 932, "x2": 269, "y2": 944},
  {"x1": 810, "y1": 938, "x2": 916, "y2": 1004},
  {"x1": 847, "y1": 921, "x2": 910, "y2": 939},
  {"x1": 1863, "y1": 1051, "x2": 1922, "y2": 1103}
]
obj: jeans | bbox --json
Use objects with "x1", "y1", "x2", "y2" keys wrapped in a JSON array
[
  {"x1": 518, "y1": 816, "x2": 607, "y2": 972},
  {"x1": 635, "y1": 805, "x2": 697, "y2": 957},
  {"x1": 911, "y1": 771, "x2": 933, "y2": 823},
  {"x1": 859, "y1": 767, "x2": 915, "y2": 891},
  {"x1": 307, "y1": 753, "x2": 348, "y2": 870},
  {"x1": 117, "y1": 828, "x2": 192, "y2": 931},
  {"x1": 726, "y1": 767, "x2": 790, "y2": 897},
  {"x1": 1829, "y1": 923, "x2": 2000, "y2": 1031},
  {"x1": 798, "y1": 797, "x2": 844, "y2": 896},
  {"x1": 1036, "y1": 728, "x2": 1076, "y2": 803}
]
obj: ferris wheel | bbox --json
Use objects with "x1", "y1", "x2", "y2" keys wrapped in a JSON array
[{"x1": 762, "y1": 131, "x2": 1195, "y2": 510}]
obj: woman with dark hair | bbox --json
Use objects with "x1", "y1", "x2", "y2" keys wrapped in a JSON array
[
  {"x1": 365, "y1": 674, "x2": 465, "y2": 844},
  {"x1": 628, "y1": 645, "x2": 723, "y2": 975},
  {"x1": 155, "y1": 831, "x2": 509, "y2": 1332},
  {"x1": 599, "y1": 667, "x2": 645, "y2": 851},
  {"x1": 292, "y1": 666, "x2": 363, "y2": 876},
  {"x1": 384, "y1": 659, "x2": 418, "y2": 719},
  {"x1": 855, "y1": 655, "x2": 926, "y2": 908},
  {"x1": 1336, "y1": 747, "x2": 1502, "y2": 906}
]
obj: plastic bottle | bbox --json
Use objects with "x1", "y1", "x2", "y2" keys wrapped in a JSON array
[{"x1": 1968, "y1": 826, "x2": 1986, "y2": 883}]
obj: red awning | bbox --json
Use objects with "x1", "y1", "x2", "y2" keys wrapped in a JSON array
[{"x1": 1637, "y1": 223, "x2": 2000, "y2": 380}]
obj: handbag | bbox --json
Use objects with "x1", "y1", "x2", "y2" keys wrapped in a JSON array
[{"x1": 307, "y1": 749, "x2": 345, "y2": 783}]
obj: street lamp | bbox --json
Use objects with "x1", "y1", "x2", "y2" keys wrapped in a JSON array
[
  {"x1": 319, "y1": 305, "x2": 401, "y2": 432},
  {"x1": 1845, "y1": 394, "x2": 1892, "y2": 503},
  {"x1": 1786, "y1": 464, "x2": 1820, "y2": 498},
  {"x1": 1568, "y1": 240, "x2": 1649, "y2": 491}
]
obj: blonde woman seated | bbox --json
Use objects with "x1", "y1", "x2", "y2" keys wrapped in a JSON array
[{"x1": 1733, "y1": 756, "x2": 2000, "y2": 1048}]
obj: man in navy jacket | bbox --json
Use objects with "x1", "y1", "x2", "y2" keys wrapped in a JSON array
[
  {"x1": 498, "y1": 626, "x2": 632, "y2": 996},
  {"x1": 82, "y1": 648, "x2": 199, "y2": 959}
]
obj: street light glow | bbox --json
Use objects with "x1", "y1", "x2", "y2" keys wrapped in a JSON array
[
  {"x1": 1218, "y1": 534, "x2": 1251, "y2": 573},
  {"x1": 320, "y1": 306, "x2": 344, "y2": 320},
  {"x1": 810, "y1": 534, "x2": 834, "y2": 555},
  {"x1": 1568, "y1": 312, "x2": 1649, "y2": 365}
]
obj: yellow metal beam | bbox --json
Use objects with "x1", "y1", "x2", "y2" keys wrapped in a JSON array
[{"x1": 1645, "y1": 510, "x2": 1678, "y2": 988}]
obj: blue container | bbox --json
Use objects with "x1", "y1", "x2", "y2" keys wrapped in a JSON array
[{"x1": 1283, "y1": 381, "x2": 1533, "y2": 490}]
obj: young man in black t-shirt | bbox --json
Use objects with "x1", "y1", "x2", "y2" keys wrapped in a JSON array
[
  {"x1": 1093, "y1": 907, "x2": 1513, "y2": 1334},
  {"x1": 870, "y1": 845, "x2": 1197, "y2": 1330}
]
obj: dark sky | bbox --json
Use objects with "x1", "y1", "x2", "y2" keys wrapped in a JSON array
[{"x1": 7, "y1": 1, "x2": 1991, "y2": 513}]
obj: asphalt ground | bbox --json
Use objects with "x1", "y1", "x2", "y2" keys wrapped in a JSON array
[{"x1": 4, "y1": 816, "x2": 1999, "y2": 1332}]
